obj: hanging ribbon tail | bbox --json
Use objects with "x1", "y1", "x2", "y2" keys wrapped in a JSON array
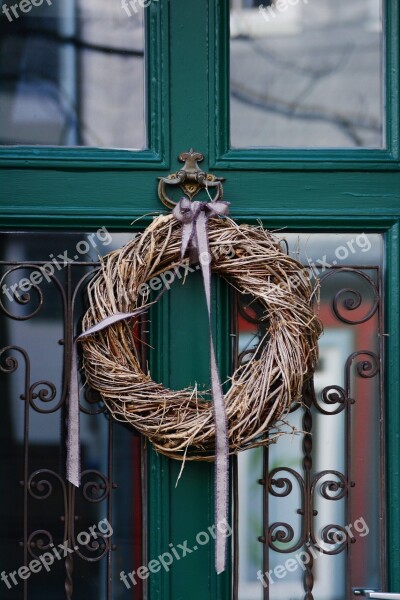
[
  {"x1": 67, "y1": 344, "x2": 81, "y2": 487},
  {"x1": 194, "y1": 209, "x2": 229, "y2": 575},
  {"x1": 173, "y1": 197, "x2": 230, "y2": 574},
  {"x1": 210, "y1": 343, "x2": 229, "y2": 574},
  {"x1": 67, "y1": 306, "x2": 152, "y2": 488},
  {"x1": 181, "y1": 222, "x2": 196, "y2": 260}
]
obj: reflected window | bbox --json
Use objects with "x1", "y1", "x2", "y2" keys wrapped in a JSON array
[
  {"x1": 0, "y1": 1, "x2": 146, "y2": 148},
  {"x1": 230, "y1": 0, "x2": 384, "y2": 148}
]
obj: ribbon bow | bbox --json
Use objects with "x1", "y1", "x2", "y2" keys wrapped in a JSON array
[
  {"x1": 173, "y1": 197, "x2": 230, "y2": 263},
  {"x1": 173, "y1": 197, "x2": 230, "y2": 574}
]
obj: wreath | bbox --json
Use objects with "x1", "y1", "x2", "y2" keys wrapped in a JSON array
[{"x1": 79, "y1": 211, "x2": 322, "y2": 460}]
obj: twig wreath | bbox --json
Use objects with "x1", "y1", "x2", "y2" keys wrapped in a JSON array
[
  {"x1": 71, "y1": 150, "x2": 322, "y2": 573},
  {"x1": 80, "y1": 213, "x2": 322, "y2": 459}
]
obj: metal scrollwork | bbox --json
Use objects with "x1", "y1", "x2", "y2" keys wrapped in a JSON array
[
  {"x1": 26, "y1": 470, "x2": 68, "y2": 559},
  {"x1": 29, "y1": 380, "x2": 60, "y2": 413},
  {"x1": 241, "y1": 262, "x2": 383, "y2": 600},
  {"x1": 319, "y1": 268, "x2": 379, "y2": 325},
  {"x1": 72, "y1": 532, "x2": 111, "y2": 563},
  {"x1": 81, "y1": 470, "x2": 111, "y2": 503},
  {"x1": 267, "y1": 468, "x2": 306, "y2": 552},
  {"x1": 346, "y1": 350, "x2": 379, "y2": 380},
  {"x1": 314, "y1": 384, "x2": 349, "y2": 415},
  {"x1": 80, "y1": 386, "x2": 107, "y2": 415},
  {"x1": 0, "y1": 257, "x2": 118, "y2": 600},
  {"x1": 0, "y1": 266, "x2": 45, "y2": 320},
  {"x1": 312, "y1": 470, "x2": 349, "y2": 502},
  {"x1": 269, "y1": 467, "x2": 305, "y2": 498},
  {"x1": 237, "y1": 346, "x2": 256, "y2": 366},
  {"x1": 27, "y1": 530, "x2": 55, "y2": 559},
  {"x1": 0, "y1": 345, "x2": 25, "y2": 374},
  {"x1": 268, "y1": 523, "x2": 295, "y2": 547},
  {"x1": 320, "y1": 524, "x2": 352, "y2": 555}
]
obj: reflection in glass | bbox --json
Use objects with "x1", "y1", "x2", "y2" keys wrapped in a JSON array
[
  {"x1": 230, "y1": 0, "x2": 384, "y2": 148},
  {"x1": 0, "y1": 1, "x2": 146, "y2": 148},
  {"x1": 0, "y1": 232, "x2": 144, "y2": 599},
  {"x1": 236, "y1": 233, "x2": 384, "y2": 600}
]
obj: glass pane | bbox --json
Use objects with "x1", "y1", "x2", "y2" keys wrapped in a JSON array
[
  {"x1": 235, "y1": 233, "x2": 384, "y2": 600},
  {"x1": 0, "y1": 231, "x2": 145, "y2": 599},
  {"x1": 230, "y1": 0, "x2": 384, "y2": 148},
  {"x1": 0, "y1": 1, "x2": 146, "y2": 148}
]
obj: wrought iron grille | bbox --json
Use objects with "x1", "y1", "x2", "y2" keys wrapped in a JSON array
[
  {"x1": 0, "y1": 232, "x2": 146, "y2": 600},
  {"x1": 233, "y1": 260, "x2": 385, "y2": 600},
  {"x1": 0, "y1": 231, "x2": 386, "y2": 600}
]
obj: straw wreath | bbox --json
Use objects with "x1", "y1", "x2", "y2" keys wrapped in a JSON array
[{"x1": 80, "y1": 213, "x2": 322, "y2": 460}]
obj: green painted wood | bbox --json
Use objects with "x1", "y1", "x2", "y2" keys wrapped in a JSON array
[
  {"x1": 386, "y1": 0, "x2": 400, "y2": 160},
  {"x1": 385, "y1": 222, "x2": 400, "y2": 593},
  {"x1": 168, "y1": 0, "x2": 210, "y2": 171},
  {"x1": 0, "y1": 171, "x2": 399, "y2": 225},
  {"x1": 145, "y1": 6, "x2": 235, "y2": 591},
  {"x1": 148, "y1": 290, "x2": 172, "y2": 600},
  {"x1": 148, "y1": 271, "x2": 231, "y2": 599},
  {"x1": 0, "y1": 0, "x2": 399, "y2": 596}
]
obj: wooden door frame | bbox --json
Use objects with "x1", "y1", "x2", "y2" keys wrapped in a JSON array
[{"x1": 0, "y1": 1, "x2": 399, "y2": 598}]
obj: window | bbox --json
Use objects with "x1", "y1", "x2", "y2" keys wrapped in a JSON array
[
  {"x1": 234, "y1": 233, "x2": 385, "y2": 599},
  {"x1": 0, "y1": 231, "x2": 145, "y2": 599},
  {"x1": 0, "y1": 1, "x2": 146, "y2": 148},
  {"x1": 230, "y1": 0, "x2": 384, "y2": 148}
]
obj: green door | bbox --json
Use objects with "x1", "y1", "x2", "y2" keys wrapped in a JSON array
[{"x1": 0, "y1": 1, "x2": 399, "y2": 599}]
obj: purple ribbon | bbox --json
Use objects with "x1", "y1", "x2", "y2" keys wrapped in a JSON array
[
  {"x1": 67, "y1": 309, "x2": 149, "y2": 487},
  {"x1": 67, "y1": 197, "x2": 230, "y2": 573},
  {"x1": 173, "y1": 197, "x2": 230, "y2": 574}
]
